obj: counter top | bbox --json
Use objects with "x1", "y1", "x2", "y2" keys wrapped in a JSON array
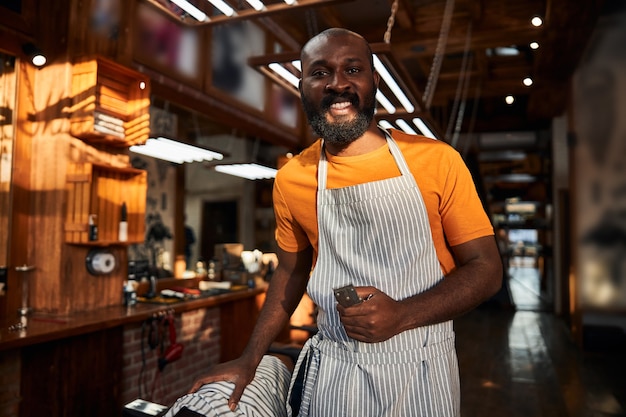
[{"x1": 0, "y1": 286, "x2": 264, "y2": 352}]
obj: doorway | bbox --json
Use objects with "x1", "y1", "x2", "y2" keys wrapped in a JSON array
[{"x1": 200, "y1": 200, "x2": 238, "y2": 261}]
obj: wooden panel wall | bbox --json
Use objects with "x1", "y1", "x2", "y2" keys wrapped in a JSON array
[
  {"x1": 3, "y1": 61, "x2": 35, "y2": 319},
  {"x1": 26, "y1": 59, "x2": 135, "y2": 315},
  {"x1": 20, "y1": 327, "x2": 123, "y2": 417}
]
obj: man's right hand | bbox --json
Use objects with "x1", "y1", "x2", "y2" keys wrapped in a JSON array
[
  {"x1": 186, "y1": 246, "x2": 312, "y2": 411},
  {"x1": 188, "y1": 357, "x2": 257, "y2": 411}
]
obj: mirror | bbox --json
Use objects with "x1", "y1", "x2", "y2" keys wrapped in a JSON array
[{"x1": 0, "y1": 53, "x2": 17, "y2": 277}]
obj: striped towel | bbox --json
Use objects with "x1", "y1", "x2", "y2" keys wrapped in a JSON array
[{"x1": 164, "y1": 355, "x2": 291, "y2": 417}]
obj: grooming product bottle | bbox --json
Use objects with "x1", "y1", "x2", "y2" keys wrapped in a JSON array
[
  {"x1": 123, "y1": 280, "x2": 136, "y2": 307},
  {"x1": 118, "y1": 202, "x2": 128, "y2": 242},
  {"x1": 88, "y1": 214, "x2": 98, "y2": 241}
]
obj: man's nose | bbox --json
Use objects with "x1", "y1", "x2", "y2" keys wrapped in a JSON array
[{"x1": 325, "y1": 72, "x2": 350, "y2": 92}]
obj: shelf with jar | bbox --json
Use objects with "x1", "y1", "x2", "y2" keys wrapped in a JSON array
[
  {"x1": 70, "y1": 56, "x2": 151, "y2": 147},
  {"x1": 65, "y1": 162, "x2": 147, "y2": 245}
]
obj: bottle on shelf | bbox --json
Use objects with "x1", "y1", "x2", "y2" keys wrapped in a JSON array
[
  {"x1": 118, "y1": 202, "x2": 128, "y2": 242},
  {"x1": 88, "y1": 214, "x2": 98, "y2": 241}
]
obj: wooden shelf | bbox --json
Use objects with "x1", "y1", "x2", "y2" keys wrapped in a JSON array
[
  {"x1": 65, "y1": 162, "x2": 147, "y2": 245},
  {"x1": 70, "y1": 56, "x2": 151, "y2": 147}
]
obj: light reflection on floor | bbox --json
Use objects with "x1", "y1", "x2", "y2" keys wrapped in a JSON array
[{"x1": 455, "y1": 262, "x2": 626, "y2": 417}]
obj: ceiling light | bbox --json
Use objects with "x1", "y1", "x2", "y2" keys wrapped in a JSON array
[
  {"x1": 530, "y1": 42, "x2": 539, "y2": 50},
  {"x1": 396, "y1": 119, "x2": 418, "y2": 135},
  {"x1": 130, "y1": 137, "x2": 223, "y2": 164},
  {"x1": 505, "y1": 95, "x2": 515, "y2": 104},
  {"x1": 268, "y1": 63, "x2": 300, "y2": 88},
  {"x1": 207, "y1": 0, "x2": 236, "y2": 16},
  {"x1": 412, "y1": 118, "x2": 437, "y2": 139},
  {"x1": 378, "y1": 120, "x2": 395, "y2": 131},
  {"x1": 214, "y1": 163, "x2": 277, "y2": 180},
  {"x1": 494, "y1": 46, "x2": 519, "y2": 56},
  {"x1": 170, "y1": 0, "x2": 208, "y2": 21},
  {"x1": 22, "y1": 43, "x2": 47, "y2": 67},
  {"x1": 245, "y1": 0, "x2": 265, "y2": 11},
  {"x1": 373, "y1": 55, "x2": 415, "y2": 113},
  {"x1": 523, "y1": 77, "x2": 533, "y2": 86},
  {"x1": 153, "y1": 0, "x2": 347, "y2": 26},
  {"x1": 376, "y1": 91, "x2": 396, "y2": 114},
  {"x1": 531, "y1": 16, "x2": 543, "y2": 27}
]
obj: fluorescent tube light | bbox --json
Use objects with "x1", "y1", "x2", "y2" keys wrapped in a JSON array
[
  {"x1": 376, "y1": 91, "x2": 396, "y2": 114},
  {"x1": 214, "y1": 163, "x2": 277, "y2": 180},
  {"x1": 412, "y1": 118, "x2": 437, "y2": 139},
  {"x1": 396, "y1": 119, "x2": 418, "y2": 135},
  {"x1": 207, "y1": 0, "x2": 236, "y2": 16},
  {"x1": 245, "y1": 0, "x2": 265, "y2": 11},
  {"x1": 130, "y1": 143, "x2": 187, "y2": 164},
  {"x1": 494, "y1": 46, "x2": 519, "y2": 56},
  {"x1": 378, "y1": 120, "x2": 395, "y2": 131},
  {"x1": 130, "y1": 137, "x2": 223, "y2": 164},
  {"x1": 373, "y1": 55, "x2": 414, "y2": 113},
  {"x1": 170, "y1": 0, "x2": 208, "y2": 21},
  {"x1": 269, "y1": 63, "x2": 300, "y2": 88}
]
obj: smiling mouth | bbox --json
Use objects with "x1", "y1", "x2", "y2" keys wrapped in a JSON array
[{"x1": 327, "y1": 100, "x2": 353, "y2": 118}]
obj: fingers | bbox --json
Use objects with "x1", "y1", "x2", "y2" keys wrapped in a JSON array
[
  {"x1": 228, "y1": 383, "x2": 246, "y2": 411},
  {"x1": 188, "y1": 379, "x2": 204, "y2": 394},
  {"x1": 188, "y1": 376, "x2": 244, "y2": 412},
  {"x1": 353, "y1": 286, "x2": 378, "y2": 301},
  {"x1": 189, "y1": 377, "x2": 215, "y2": 394}
]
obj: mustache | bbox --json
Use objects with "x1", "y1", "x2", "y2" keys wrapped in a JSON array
[{"x1": 320, "y1": 92, "x2": 360, "y2": 111}]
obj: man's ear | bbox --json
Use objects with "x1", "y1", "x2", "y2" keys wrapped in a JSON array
[
  {"x1": 298, "y1": 78, "x2": 303, "y2": 95},
  {"x1": 373, "y1": 70, "x2": 380, "y2": 89}
]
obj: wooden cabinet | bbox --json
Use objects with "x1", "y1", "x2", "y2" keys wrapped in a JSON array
[
  {"x1": 20, "y1": 328, "x2": 123, "y2": 417},
  {"x1": 65, "y1": 162, "x2": 147, "y2": 245},
  {"x1": 70, "y1": 56, "x2": 151, "y2": 147}
]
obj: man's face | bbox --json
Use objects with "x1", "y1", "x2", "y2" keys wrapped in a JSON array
[{"x1": 299, "y1": 33, "x2": 379, "y2": 147}]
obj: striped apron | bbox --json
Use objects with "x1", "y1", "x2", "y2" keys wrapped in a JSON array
[{"x1": 287, "y1": 135, "x2": 460, "y2": 417}]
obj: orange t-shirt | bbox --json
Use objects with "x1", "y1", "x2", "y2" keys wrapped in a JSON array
[{"x1": 272, "y1": 129, "x2": 494, "y2": 275}]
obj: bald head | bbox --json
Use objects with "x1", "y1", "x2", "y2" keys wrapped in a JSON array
[{"x1": 300, "y1": 28, "x2": 374, "y2": 72}]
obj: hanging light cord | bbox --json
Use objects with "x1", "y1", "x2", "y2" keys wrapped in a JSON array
[
  {"x1": 384, "y1": 0, "x2": 399, "y2": 43},
  {"x1": 447, "y1": 21, "x2": 473, "y2": 146},
  {"x1": 422, "y1": 0, "x2": 455, "y2": 109}
]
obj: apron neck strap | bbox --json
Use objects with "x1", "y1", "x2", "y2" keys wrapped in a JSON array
[{"x1": 317, "y1": 129, "x2": 412, "y2": 191}]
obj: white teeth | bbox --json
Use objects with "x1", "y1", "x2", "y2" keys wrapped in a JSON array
[{"x1": 330, "y1": 101, "x2": 350, "y2": 109}]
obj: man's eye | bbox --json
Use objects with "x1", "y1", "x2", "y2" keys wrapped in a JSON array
[
  {"x1": 311, "y1": 70, "x2": 328, "y2": 77},
  {"x1": 347, "y1": 68, "x2": 360, "y2": 74}
]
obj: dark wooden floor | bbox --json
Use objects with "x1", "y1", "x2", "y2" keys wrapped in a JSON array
[{"x1": 455, "y1": 260, "x2": 626, "y2": 417}]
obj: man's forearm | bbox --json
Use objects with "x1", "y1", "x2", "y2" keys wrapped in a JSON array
[
  {"x1": 240, "y1": 247, "x2": 312, "y2": 366},
  {"x1": 241, "y1": 277, "x2": 303, "y2": 363},
  {"x1": 398, "y1": 236, "x2": 502, "y2": 332}
]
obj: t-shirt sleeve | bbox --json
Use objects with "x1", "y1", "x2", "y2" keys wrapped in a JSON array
[
  {"x1": 272, "y1": 173, "x2": 311, "y2": 252},
  {"x1": 439, "y1": 149, "x2": 494, "y2": 247}
]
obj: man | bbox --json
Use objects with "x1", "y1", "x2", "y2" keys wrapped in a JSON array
[{"x1": 189, "y1": 28, "x2": 502, "y2": 416}]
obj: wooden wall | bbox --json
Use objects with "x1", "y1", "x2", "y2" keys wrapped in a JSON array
[{"x1": 0, "y1": 0, "x2": 309, "y2": 317}]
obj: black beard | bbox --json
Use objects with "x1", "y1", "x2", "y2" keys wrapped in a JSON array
[{"x1": 302, "y1": 90, "x2": 376, "y2": 147}]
